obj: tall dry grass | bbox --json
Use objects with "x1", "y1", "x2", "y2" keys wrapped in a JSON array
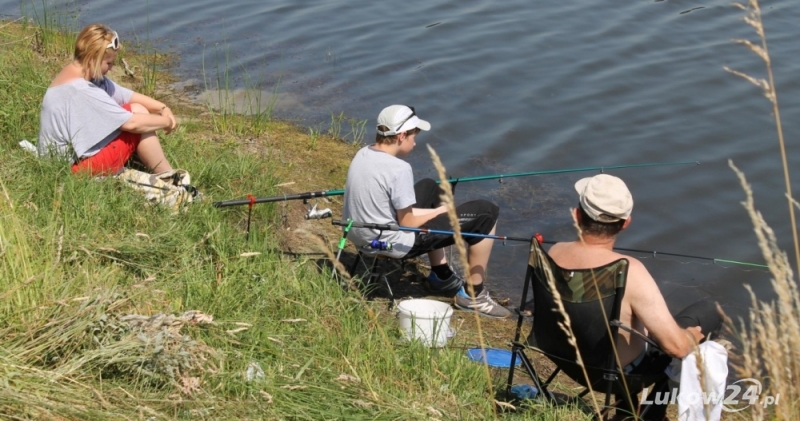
[
  {"x1": 571, "y1": 213, "x2": 648, "y2": 419},
  {"x1": 729, "y1": 163, "x2": 800, "y2": 420},
  {"x1": 426, "y1": 145, "x2": 499, "y2": 416},
  {"x1": 724, "y1": 0, "x2": 800, "y2": 419},
  {"x1": 533, "y1": 224, "x2": 604, "y2": 417},
  {"x1": 724, "y1": 0, "x2": 799, "y2": 272}
]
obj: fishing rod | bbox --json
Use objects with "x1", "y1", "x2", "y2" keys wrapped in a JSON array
[
  {"x1": 445, "y1": 161, "x2": 698, "y2": 184},
  {"x1": 331, "y1": 220, "x2": 768, "y2": 269},
  {"x1": 331, "y1": 219, "x2": 535, "y2": 244},
  {"x1": 603, "y1": 246, "x2": 768, "y2": 269},
  {"x1": 214, "y1": 189, "x2": 344, "y2": 208},
  {"x1": 212, "y1": 160, "x2": 700, "y2": 209},
  {"x1": 537, "y1": 241, "x2": 768, "y2": 269}
]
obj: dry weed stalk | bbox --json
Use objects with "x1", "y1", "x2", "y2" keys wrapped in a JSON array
[
  {"x1": 294, "y1": 228, "x2": 352, "y2": 284},
  {"x1": 724, "y1": 0, "x2": 800, "y2": 274},
  {"x1": 724, "y1": 1, "x2": 800, "y2": 418},
  {"x1": 426, "y1": 145, "x2": 496, "y2": 418},
  {"x1": 534, "y1": 245, "x2": 603, "y2": 417},
  {"x1": 568, "y1": 213, "x2": 617, "y2": 417},
  {"x1": 425, "y1": 146, "x2": 471, "y2": 292},
  {"x1": 690, "y1": 343, "x2": 712, "y2": 420},
  {"x1": 730, "y1": 161, "x2": 800, "y2": 420}
]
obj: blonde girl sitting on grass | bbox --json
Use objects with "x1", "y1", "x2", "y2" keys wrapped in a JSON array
[{"x1": 38, "y1": 23, "x2": 177, "y2": 176}]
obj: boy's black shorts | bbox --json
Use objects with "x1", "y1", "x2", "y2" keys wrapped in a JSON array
[{"x1": 405, "y1": 178, "x2": 500, "y2": 258}]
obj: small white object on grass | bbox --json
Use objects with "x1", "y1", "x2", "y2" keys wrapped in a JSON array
[{"x1": 18, "y1": 139, "x2": 36, "y2": 154}]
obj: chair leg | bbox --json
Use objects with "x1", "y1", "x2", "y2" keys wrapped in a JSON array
[
  {"x1": 365, "y1": 255, "x2": 380, "y2": 289},
  {"x1": 505, "y1": 342, "x2": 554, "y2": 404},
  {"x1": 348, "y1": 252, "x2": 364, "y2": 277},
  {"x1": 359, "y1": 256, "x2": 397, "y2": 308},
  {"x1": 379, "y1": 273, "x2": 396, "y2": 309}
]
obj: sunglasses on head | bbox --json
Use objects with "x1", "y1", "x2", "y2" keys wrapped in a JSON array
[
  {"x1": 106, "y1": 31, "x2": 120, "y2": 50},
  {"x1": 395, "y1": 106, "x2": 416, "y2": 131}
]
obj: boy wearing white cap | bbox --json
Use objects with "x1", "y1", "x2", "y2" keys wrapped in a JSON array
[
  {"x1": 547, "y1": 174, "x2": 721, "y2": 419},
  {"x1": 342, "y1": 105, "x2": 510, "y2": 319}
]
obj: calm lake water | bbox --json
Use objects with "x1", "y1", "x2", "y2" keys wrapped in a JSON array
[{"x1": 4, "y1": 0, "x2": 799, "y2": 321}]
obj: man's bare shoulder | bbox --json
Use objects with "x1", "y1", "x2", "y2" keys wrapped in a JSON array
[
  {"x1": 620, "y1": 253, "x2": 649, "y2": 274},
  {"x1": 621, "y1": 255, "x2": 661, "y2": 299},
  {"x1": 549, "y1": 241, "x2": 643, "y2": 269}
]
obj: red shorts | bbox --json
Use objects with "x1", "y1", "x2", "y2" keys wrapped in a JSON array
[{"x1": 72, "y1": 104, "x2": 140, "y2": 175}]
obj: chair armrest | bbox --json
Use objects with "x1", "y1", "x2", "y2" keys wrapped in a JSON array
[{"x1": 611, "y1": 320, "x2": 662, "y2": 350}]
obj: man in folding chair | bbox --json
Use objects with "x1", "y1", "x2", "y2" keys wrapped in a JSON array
[
  {"x1": 547, "y1": 174, "x2": 722, "y2": 419},
  {"x1": 341, "y1": 104, "x2": 511, "y2": 319}
]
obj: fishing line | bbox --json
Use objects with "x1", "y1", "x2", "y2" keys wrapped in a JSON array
[
  {"x1": 332, "y1": 220, "x2": 768, "y2": 271},
  {"x1": 212, "y1": 160, "x2": 700, "y2": 208}
]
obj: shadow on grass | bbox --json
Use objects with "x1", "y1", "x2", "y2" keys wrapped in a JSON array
[{"x1": 298, "y1": 249, "x2": 459, "y2": 305}]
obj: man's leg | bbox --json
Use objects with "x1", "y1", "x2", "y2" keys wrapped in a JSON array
[
  {"x1": 450, "y1": 200, "x2": 509, "y2": 318},
  {"x1": 404, "y1": 197, "x2": 501, "y2": 302},
  {"x1": 611, "y1": 376, "x2": 670, "y2": 421},
  {"x1": 413, "y1": 178, "x2": 441, "y2": 208},
  {"x1": 617, "y1": 349, "x2": 673, "y2": 421},
  {"x1": 464, "y1": 222, "x2": 495, "y2": 287},
  {"x1": 622, "y1": 299, "x2": 722, "y2": 420},
  {"x1": 673, "y1": 298, "x2": 722, "y2": 340},
  {"x1": 411, "y1": 178, "x2": 454, "y2": 276}
]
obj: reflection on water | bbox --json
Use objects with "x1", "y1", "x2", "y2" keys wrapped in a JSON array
[{"x1": 1, "y1": 0, "x2": 797, "y2": 322}]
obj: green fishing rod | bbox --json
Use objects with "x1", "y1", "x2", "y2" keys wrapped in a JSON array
[
  {"x1": 538, "y1": 240, "x2": 768, "y2": 269},
  {"x1": 213, "y1": 160, "x2": 699, "y2": 208},
  {"x1": 604, "y1": 246, "x2": 768, "y2": 269},
  {"x1": 330, "y1": 220, "x2": 767, "y2": 269}
]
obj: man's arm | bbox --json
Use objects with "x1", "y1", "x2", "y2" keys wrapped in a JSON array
[
  {"x1": 396, "y1": 205, "x2": 447, "y2": 228},
  {"x1": 627, "y1": 259, "x2": 703, "y2": 358}
]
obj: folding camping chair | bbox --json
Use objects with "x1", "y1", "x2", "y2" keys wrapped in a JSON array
[
  {"x1": 505, "y1": 238, "x2": 667, "y2": 420},
  {"x1": 332, "y1": 218, "x2": 463, "y2": 309},
  {"x1": 346, "y1": 249, "x2": 404, "y2": 307},
  {"x1": 332, "y1": 219, "x2": 405, "y2": 307}
]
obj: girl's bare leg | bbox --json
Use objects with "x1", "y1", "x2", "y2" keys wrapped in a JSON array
[
  {"x1": 136, "y1": 133, "x2": 172, "y2": 173},
  {"x1": 128, "y1": 103, "x2": 173, "y2": 173}
]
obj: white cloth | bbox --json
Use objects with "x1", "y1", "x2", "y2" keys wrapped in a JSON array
[{"x1": 665, "y1": 341, "x2": 728, "y2": 421}]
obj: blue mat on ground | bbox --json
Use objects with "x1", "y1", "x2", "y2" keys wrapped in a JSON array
[{"x1": 465, "y1": 348, "x2": 521, "y2": 368}]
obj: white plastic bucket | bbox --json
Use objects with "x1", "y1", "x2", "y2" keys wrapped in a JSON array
[{"x1": 397, "y1": 299, "x2": 453, "y2": 348}]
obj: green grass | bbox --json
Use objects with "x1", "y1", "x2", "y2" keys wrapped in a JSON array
[
  {"x1": 0, "y1": 20, "x2": 595, "y2": 420},
  {"x1": 329, "y1": 110, "x2": 369, "y2": 145},
  {"x1": 18, "y1": 0, "x2": 77, "y2": 57}
]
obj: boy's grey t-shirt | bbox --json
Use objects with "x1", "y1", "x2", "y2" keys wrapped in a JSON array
[
  {"x1": 342, "y1": 146, "x2": 416, "y2": 258},
  {"x1": 38, "y1": 77, "x2": 133, "y2": 160}
]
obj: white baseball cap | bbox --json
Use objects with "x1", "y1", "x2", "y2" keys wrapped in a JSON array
[
  {"x1": 574, "y1": 174, "x2": 633, "y2": 222},
  {"x1": 376, "y1": 105, "x2": 431, "y2": 136}
]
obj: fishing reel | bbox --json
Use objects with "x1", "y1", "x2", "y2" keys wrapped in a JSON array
[
  {"x1": 366, "y1": 239, "x2": 393, "y2": 251},
  {"x1": 304, "y1": 200, "x2": 332, "y2": 220}
]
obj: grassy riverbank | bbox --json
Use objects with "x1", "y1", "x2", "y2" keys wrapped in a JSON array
[{"x1": 0, "y1": 19, "x2": 593, "y2": 420}]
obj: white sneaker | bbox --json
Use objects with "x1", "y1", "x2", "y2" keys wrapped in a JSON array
[{"x1": 454, "y1": 287, "x2": 511, "y2": 319}]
